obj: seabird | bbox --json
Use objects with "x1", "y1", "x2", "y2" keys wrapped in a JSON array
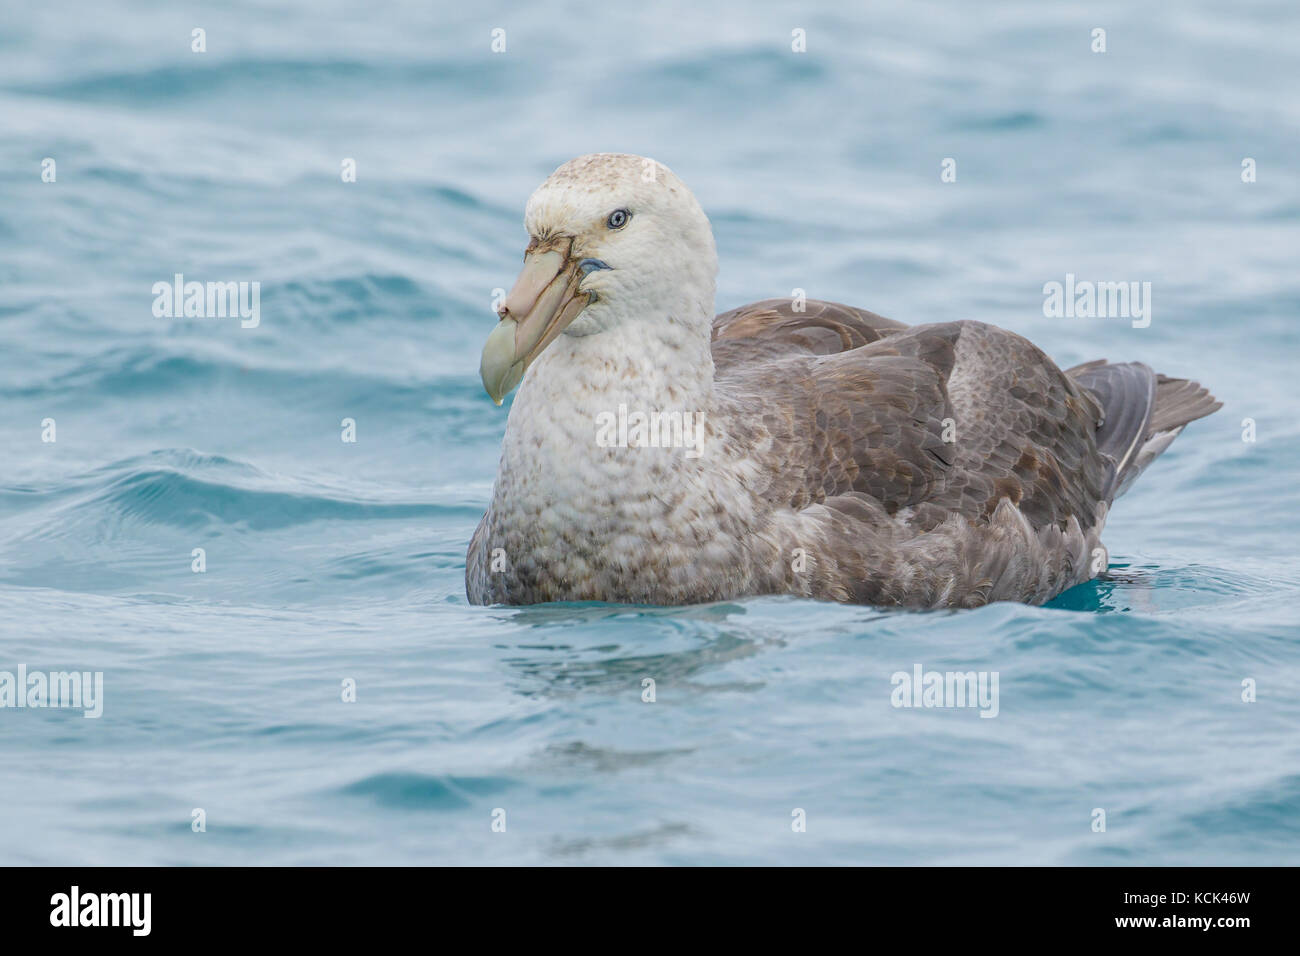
[{"x1": 467, "y1": 153, "x2": 1220, "y2": 609}]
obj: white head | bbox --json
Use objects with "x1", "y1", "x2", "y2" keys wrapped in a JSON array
[{"x1": 479, "y1": 153, "x2": 719, "y2": 404}]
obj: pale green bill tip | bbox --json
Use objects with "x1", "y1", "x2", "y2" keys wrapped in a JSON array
[{"x1": 480, "y1": 317, "x2": 524, "y2": 405}]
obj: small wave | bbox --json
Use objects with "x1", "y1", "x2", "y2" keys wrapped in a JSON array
[
  {"x1": 17, "y1": 57, "x2": 504, "y2": 104},
  {"x1": 269, "y1": 272, "x2": 430, "y2": 326},
  {"x1": 98, "y1": 469, "x2": 450, "y2": 532},
  {"x1": 335, "y1": 772, "x2": 516, "y2": 811},
  {"x1": 951, "y1": 110, "x2": 1045, "y2": 131},
  {"x1": 4, "y1": 336, "x2": 474, "y2": 400},
  {"x1": 618, "y1": 47, "x2": 824, "y2": 103},
  {"x1": 1175, "y1": 774, "x2": 1300, "y2": 842},
  {"x1": 4, "y1": 449, "x2": 465, "y2": 536}
]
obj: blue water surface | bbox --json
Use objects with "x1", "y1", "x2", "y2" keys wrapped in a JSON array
[{"x1": 1, "y1": 0, "x2": 1298, "y2": 865}]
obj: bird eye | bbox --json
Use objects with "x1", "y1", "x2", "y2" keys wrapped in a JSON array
[{"x1": 606, "y1": 209, "x2": 630, "y2": 230}]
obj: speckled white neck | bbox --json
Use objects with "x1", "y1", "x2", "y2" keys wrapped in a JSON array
[{"x1": 499, "y1": 291, "x2": 717, "y2": 495}]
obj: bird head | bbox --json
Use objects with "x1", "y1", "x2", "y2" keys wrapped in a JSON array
[{"x1": 479, "y1": 153, "x2": 718, "y2": 404}]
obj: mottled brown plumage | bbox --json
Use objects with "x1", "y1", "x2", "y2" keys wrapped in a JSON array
[
  {"x1": 465, "y1": 154, "x2": 1220, "y2": 609},
  {"x1": 469, "y1": 296, "x2": 1219, "y2": 608}
]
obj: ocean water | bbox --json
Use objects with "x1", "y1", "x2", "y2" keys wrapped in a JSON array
[{"x1": 1, "y1": 0, "x2": 1298, "y2": 866}]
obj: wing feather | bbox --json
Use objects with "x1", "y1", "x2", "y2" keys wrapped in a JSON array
[{"x1": 710, "y1": 302, "x2": 1111, "y2": 535}]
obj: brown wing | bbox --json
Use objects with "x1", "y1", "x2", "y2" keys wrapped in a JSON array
[
  {"x1": 711, "y1": 298, "x2": 907, "y2": 370},
  {"x1": 710, "y1": 304, "x2": 1111, "y2": 535},
  {"x1": 711, "y1": 304, "x2": 956, "y2": 515},
  {"x1": 921, "y1": 322, "x2": 1111, "y2": 532}
]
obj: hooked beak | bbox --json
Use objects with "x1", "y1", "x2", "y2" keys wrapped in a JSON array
[{"x1": 479, "y1": 238, "x2": 599, "y2": 405}]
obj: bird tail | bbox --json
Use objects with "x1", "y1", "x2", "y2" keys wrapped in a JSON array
[{"x1": 1065, "y1": 359, "x2": 1221, "y2": 498}]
